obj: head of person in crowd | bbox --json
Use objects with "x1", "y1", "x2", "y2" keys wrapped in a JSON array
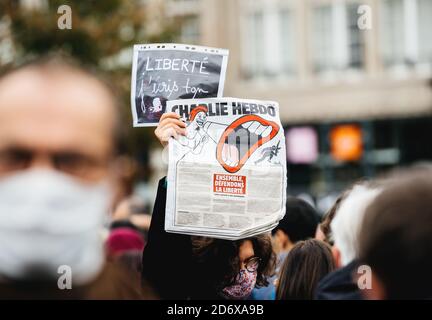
[
  {"x1": 359, "y1": 170, "x2": 432, "y2": 300},
  {"x1": 271, "y1": 197, "x2": 320, "y2": 255},
  {"x1": 106, "y1": 227, "x2": 145, "y2": 258},
  {"x1": 192, "y1": 234, "x2": 276, "y2": 300},
  {"x1": 108, "y1": 197, "x2": 150, "y2": 275},
  {"x1": 276, "y1": 239, "x2": 335, "y2": 300},
  {"x1": 330, "y1": 182, "x2": 382, "y2": 268},
  {"x1": 114, "y1": 197, "x2": 151, "y2": 227},
  {"x1": 0, "y1": 55, "x2": 134, "y2": 297},
  {"x1": 315, "y1": 188, "x2": 353, "y2": 245},
  {"x1": 105, "y1": 226, "x2": 144, "y2": 286}
]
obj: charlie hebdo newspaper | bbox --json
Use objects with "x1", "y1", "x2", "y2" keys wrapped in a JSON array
[
  {"x1": 165, "y1": 98, "x2": 287, "y2": 240},
  {"x1": 131, "y1": 43, "x2": 229, "y2": 127}
]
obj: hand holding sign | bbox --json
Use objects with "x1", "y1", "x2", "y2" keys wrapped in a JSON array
[{"x1": 154, "y1": 112, "x2": 186, "y2": 147}]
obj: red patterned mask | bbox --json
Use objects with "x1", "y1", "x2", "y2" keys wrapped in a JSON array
[{"x1": 221, "y1": 269, "x2": 257, "y2": 300}]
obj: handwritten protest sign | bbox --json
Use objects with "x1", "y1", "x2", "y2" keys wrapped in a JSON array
[
  {"x1": 130, "y1": 43, "x2": 229, "y2": 127},
  {"x1": 165, "y1": 98, "x2": 287, "y2": 240}
]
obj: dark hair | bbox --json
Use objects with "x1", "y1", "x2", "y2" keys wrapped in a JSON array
[
  {"x1": 272, "y1": 197, "x2": 320, "y2": 243},
  {"x1": 0, "y1": 53, "x2": 126, "y2": 156},
  {"x1": 359, "y1": 170, "x2": 432, "y2": 299},
  {"x1": 192, "y1": 234, "x2": 276, "y2": 290},
  {"x1": 319, "y1": 190, "x2": 350, "y2": 245},
  {"x1": 276, "y1": 239, "x2": 335, "y2": 300},
  {"x1": 115, "y1": 250, "x2": 143, "y2": 275}
]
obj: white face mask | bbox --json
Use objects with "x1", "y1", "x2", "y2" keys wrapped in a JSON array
[{"x1": 0, "y1": 169, "x2": 111, "y2": 285}]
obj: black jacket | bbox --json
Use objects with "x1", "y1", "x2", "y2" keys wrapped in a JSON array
[
  {"x1": 314, "y1": 260, "x2": 363, "y2": 300},
  {"x1": 141, "y1": 177, "x2": 223, "y2": 300}
]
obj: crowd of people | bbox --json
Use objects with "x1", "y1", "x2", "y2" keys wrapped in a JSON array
[{"x1": 0, "y1": 55, "x2": 431, "y2": 300}]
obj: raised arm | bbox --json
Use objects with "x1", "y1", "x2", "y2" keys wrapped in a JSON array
[{"x1": 141, "y1": 114, "x2": 193, "y2": 299}]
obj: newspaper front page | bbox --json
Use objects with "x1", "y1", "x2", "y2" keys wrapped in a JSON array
[{"x1": 165, "y1": 98, "x2": 287, "y2": 240}]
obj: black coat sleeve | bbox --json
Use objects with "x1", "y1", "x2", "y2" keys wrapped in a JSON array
[{"x1": 141, "y1": 177, "x2": 193, "y2": 299}]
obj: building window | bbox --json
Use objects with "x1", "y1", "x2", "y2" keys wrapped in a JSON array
[
  {"x1": 311, "y1": 2, "x2": 365, "y2": 75},
  {"x1": 246, "y1": 11, "x2": 265, "y2": 77},
  {"x1": 180, "y1": 15, "x2": 200, "y2": 45},
  {"x1": 380, "y1": 0, "x2": 406, "y2": 66},
  {"x1": 311, "y1": 5, "x2": 334, "y2": 72},
  {"x1": 417, "y1": 0, "x2": 432, "y2": 65},
  {"x1": 241, "y1": 4, "x2": 296, "y2": 80},
  {"x1": 380, "y1": 0, "x2": 432, "y2": 71},
  {"x1": 346, "y1": 2, "x2": 365, "y2": 69},
  {"x1": 279, "y1": 9, "x2": 296, "y2": 75}
]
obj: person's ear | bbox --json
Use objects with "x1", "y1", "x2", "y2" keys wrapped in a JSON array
[
  {"x1": 332, "y1": 246, "x2": 342, "y2": 268},
  {"x1": 272, "y1": 230, "x2": 281, "y2": 252},
  {"x1": 275, "y1": 230, "x2": 289, "y2": 250},
  {"x1": 315, "y1": 225, "x2": 326, "y2": 241}
]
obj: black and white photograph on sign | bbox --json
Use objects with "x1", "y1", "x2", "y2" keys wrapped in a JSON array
[{"x1": 130, "y1": 44, "x2": 229, "y2": 127}]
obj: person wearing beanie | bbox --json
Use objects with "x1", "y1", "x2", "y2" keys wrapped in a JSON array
[{"x1": 106, "y1": 227, "x2": 146, "y2": 258}]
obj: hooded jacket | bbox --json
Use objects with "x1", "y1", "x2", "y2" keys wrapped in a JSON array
[{"x1": 314, "y1": 260, "x2": 363, "y2": 300}]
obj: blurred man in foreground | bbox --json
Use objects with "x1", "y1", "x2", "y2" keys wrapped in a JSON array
[
  {"x1": 359, "y1": 170, "x2": 432, "y2": 300},
  {"x1": 315, "y1": 182, "x2": 382, "y2": 300},
  {"x1": 0, "y1": 56, "x2": 146, "y2": 299}
]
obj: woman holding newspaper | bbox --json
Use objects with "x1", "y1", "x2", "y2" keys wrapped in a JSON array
[{"x1": 142, "y1": 112, "x2": 276, "y2": 299}]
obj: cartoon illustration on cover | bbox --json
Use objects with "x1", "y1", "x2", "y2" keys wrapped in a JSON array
[{"x1": 177, "y1": 105, "x2": 280, "y2": 173}]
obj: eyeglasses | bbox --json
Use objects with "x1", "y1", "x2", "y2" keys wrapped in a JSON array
[{"x1": 244, "y1": 256, "x2": 261, "y2": 273}]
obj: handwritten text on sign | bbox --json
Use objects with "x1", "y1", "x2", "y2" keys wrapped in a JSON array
[
  {"x1": 143, "y1": 57, "x2": 210, "y2": 99},
  {"x1": 132, "y1": 46, "x2": 227, "y2": 126}
]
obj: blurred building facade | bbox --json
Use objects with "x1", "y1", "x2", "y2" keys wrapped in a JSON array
[
  {"x1": 154, "y1": 0, "x2": 432, "y2": 210},
  {"x1": 4, "y1": 0, "x2": 431, "y2": 211}
]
